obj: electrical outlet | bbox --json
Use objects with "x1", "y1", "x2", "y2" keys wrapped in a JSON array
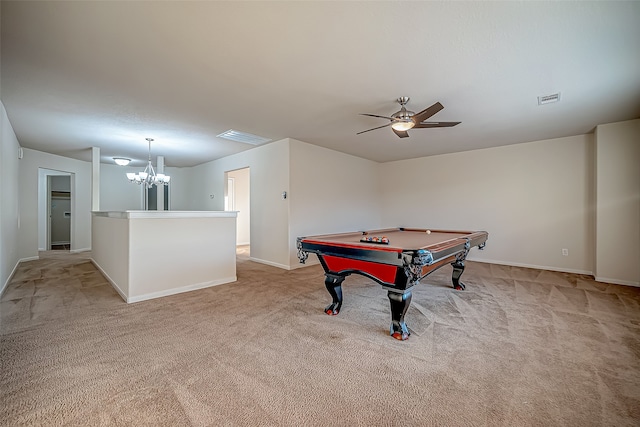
[{"x1": 562, "y1": 248, "x2": 569, "y2": 256}]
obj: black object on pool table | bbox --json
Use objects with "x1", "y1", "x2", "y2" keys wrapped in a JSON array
[{"x1": 297, "y1": 227, "x2": 488, "y2": 341}]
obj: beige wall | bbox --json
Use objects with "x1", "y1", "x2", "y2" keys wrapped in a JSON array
[
  {"x1": 594, "y1": 119, "x2": 640, "y2": 286},
  {"x1": 188, "y1": 139, "x2": 290, "y2": 268},
  {"x1": 288, "y1": 139, "x2": 381, "y2": 267},
  {"x1": 187, "y1": 138, "x2": 382, "y2": 269},
  {"x1": 8, "y1": 118, "x2": 638, "y2": 285},
  {"x1": 379, "y1": 135, "x2": 595, "y2": 274}
]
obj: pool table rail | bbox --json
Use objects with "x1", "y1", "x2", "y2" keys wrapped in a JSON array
[{"x1": 297, "y1": 229, "x2": 488, "y2": 282}]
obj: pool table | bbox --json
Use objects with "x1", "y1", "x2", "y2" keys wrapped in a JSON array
[{"x1": 297, "y1": 227, "x2": 488, "y2": 340}]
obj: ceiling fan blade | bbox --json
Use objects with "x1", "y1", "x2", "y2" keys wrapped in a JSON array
[
  {"x1": 411, "y1": 102, "x2": 444, "y2": 124},
  {"x1": 413, "y1": 121, "x2": 461, "y2": 128},
  {"x1": 356, "y1": 122, "x2": 392, "y2": 135},
  {"x1": 392, "y1": 128, "x2": 410, "y2": 138},
  {"x1": 360, "y1": 113, "x2": 398, "y2": 121}
]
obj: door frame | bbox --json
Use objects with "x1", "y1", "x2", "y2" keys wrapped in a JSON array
[{"x1": 38, "y1": 168, "x2": 74, "y2": 251}]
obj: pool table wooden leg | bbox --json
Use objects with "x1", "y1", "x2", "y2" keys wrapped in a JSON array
[
  {"x1": 324, "y1": 274, "x2": 345, "y2": 315},
  {"x1": 387, "y1": 290, "x2": 412, "y2": 340},
  {"x1": 451, "y1": 261, "x2": 466, "y2": 290}
]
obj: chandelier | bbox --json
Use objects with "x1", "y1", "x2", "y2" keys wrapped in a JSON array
[{"x1": 126, "y1": 138, "x2": 171, "y2": 188}]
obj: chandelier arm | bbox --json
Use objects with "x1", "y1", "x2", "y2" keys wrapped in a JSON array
[{"x1": 126, "y1": 138, "x2": 170, "y2": 189}]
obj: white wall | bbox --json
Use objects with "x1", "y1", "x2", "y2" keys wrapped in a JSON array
[
  {"x1": 18, "y1": 148, "x2": 199, "y2": 258},
  {"x1": 100, "y1": 163, "x2": 144, "y2": 211},
  {"x1": 163, "y1": 166, "x2": 191, "y2": 210},
  {"x1": 128, "y1": 216, "x2": 236, "y2": 301},
  {"x1": 379, "y1": 135, "x2": 595, "y2": 275},
  {"x1": 288, "y1": 139, "x2": 381, "y2": 267},
  {"x1": 19, "y1": 148, "x2": 92, "y2": 258},
  {"x1": 0, "y1": 102, "x2": 21, "y2": 294},
  {"x1": 188, "y1": 139, "x2": 290, "y2": 268},
  {"x1": 594, "y1": 119, "x2": 640, "y2": 286},
  {"x1": 91, "y1": 214, "x2": 131, "y2": 297},
  {"x1": 92, "y1": 212, "x2": 237, "y2": 303},
  {"x1": 100, "y1": 163, "x2": 189, "y2": 211},
  {"x1": 228, "y1": 167, "x2": 250, "y2": 245}
]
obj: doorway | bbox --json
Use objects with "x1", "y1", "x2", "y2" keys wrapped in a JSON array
[
  {"x1": 146, "y1": 185, "x2": 169, "y2": 211},
  {"x1": 38, "y1": 169, "x2": 74, "y2": 251},
  {"x1": 224, "y1": 167, "x2": 250, "y2": 250},
  {"x1": 48, "y1": 175, "x2": 71, "y2": 250}
]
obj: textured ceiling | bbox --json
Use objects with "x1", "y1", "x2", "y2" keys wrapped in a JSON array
[{"x1": 2, "y1": 1, "x2": 639, "y2": 167}]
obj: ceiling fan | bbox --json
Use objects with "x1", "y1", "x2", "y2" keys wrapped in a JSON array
[{"x1": 357, "y1": 97, "x2": 461, "y2": 138}]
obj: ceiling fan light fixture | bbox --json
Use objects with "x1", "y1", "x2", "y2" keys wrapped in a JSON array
[
  {"x1": 358, "y1": 97, "x2": 460, "y2": 138},
  {"x1": 391, "y1": 121, "x2": 415, "y2": 131}
]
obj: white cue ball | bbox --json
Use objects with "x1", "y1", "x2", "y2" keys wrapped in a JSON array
[{"x1": 426, "y1": 230, "x2": 431, "y2": 234}]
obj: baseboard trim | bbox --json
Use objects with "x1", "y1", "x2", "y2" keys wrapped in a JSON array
[
  {"x1": 249, "y1": 257, "x2": 291, "y2": 270},
  {"x1": 91, "y1": 259, "x2": 237, "y2": 303},
  {"x1": 469, "y1": 258, "x2": 593, "y2": 276},
  {"x1": 70, "y1": 247, "x2": 91, "y2": 254},
  {"x1": 1, "y1": 262, "x2": 19, "y2": 298},
  {"x1": 594, "y1": 276, "x2": 639, "y2": 287},
  {"x1": 39, "y1": 247, "x2": 90, "y2": 253},
  {"x1": 248, "y1": 256, "x2": 321, "y2": 271},
  {"x1": 127, "y1": 277, "x2": 237, "y2": 304},
  {"x1": 1, "y1": 256, "x2": 41, "y2": 298},
  {"x1": 90, "y1": 259, "x2": 128, "y2": 303}
]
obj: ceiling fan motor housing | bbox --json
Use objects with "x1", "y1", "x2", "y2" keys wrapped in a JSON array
[
  {"x1": 391, "y1": 109, "x2": 415, "y2": 121},
  {"x1": 393, "y1": 97, "x2": 414, "y2": 121}
]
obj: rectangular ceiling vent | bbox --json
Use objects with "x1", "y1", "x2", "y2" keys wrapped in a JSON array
[
  {"x1": 538, "y1": 92, "x2": 561, "y2": 105},
  {"x1": 216, "y1": 129, "x2": 271, "y2": 145}
]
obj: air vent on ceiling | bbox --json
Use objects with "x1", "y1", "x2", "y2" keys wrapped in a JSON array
[
  {"x1": 216, "y1": 129, "x2": 271, "y2": 145},
  {"x1": 538, "y1": 92, "x2": 561, "y2": 105}
]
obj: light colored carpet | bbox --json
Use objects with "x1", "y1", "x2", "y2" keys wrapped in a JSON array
[{"x1": 1, "y1": 249, "x2": 639, "y2": 426}]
